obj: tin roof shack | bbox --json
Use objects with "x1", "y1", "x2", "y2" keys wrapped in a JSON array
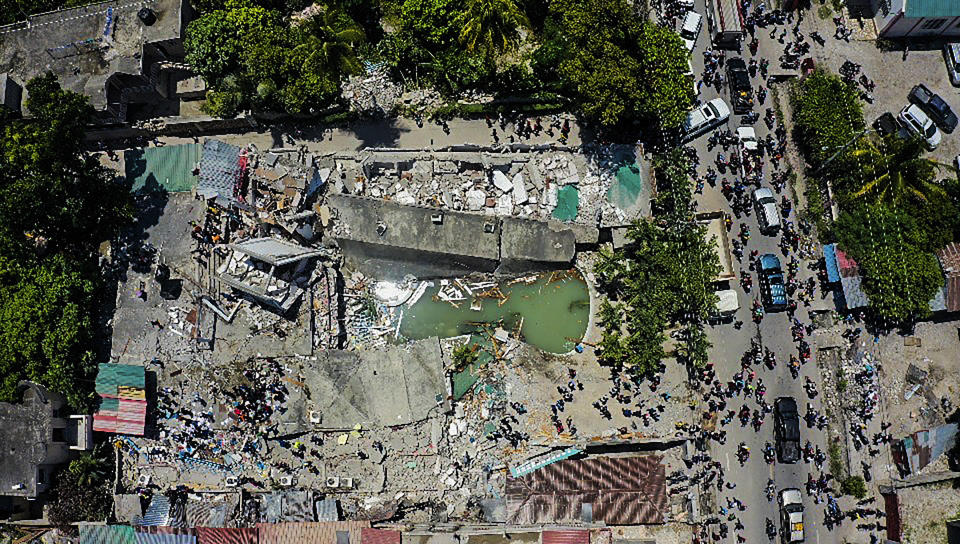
[
  {"x1": 497, "y1": 217, "x2": 576, "y2": 275},
  {"x1": 0, "y1": 0, "x2": 194, "y2": 122},
  {"x1": 0, "y1": 382, "x2": 91, "y2": 521},
  {"x1": 327, "y1": 194, "x2": 501, "y2": 279},
  {"x1": 219, "y1": 238, "x2": 328, "y2": 314},
  {"x1": 505, "y1": 454, "x2": 668, "y2": 525},
  {"x1": 892, "y1": 423, "x2": 959, "y2": 478}
]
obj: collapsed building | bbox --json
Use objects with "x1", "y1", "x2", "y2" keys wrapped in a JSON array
[{"x1": 92, "y1": 139, "x2": 691, "y2": 538}]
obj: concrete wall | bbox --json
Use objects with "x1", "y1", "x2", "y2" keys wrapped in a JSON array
[{"x1": 879, "y1": 12, "x2": 960, "y2": 38}]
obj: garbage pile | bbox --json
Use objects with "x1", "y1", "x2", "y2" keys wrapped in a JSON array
[{"x1": 341, "y1": 64, "x2": 404, "y2": 116}]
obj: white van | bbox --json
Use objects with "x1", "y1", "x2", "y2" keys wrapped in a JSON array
[{"x1": 680, "y1": 11, "x2": 704, "y2": 51}]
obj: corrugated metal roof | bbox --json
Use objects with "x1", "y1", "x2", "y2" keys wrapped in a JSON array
[
  {"x1": 823, "y1": 243, "x2": 841, "y2": 283},
  {"x1": 841, "y1": 276, "x2": 870, "y2": 310},
  {"x1": 125, "y1": 143, "x2": 202, "y2": 193},
  {"x1": 134, "y1": 532, "x2": 197, "y2": 544},
  {"x1": 141, "y1": 495, "x2": 172, "y2": 527},
  {"x1": 186, "y1": 500, "x2": 228, "y2": 528},
  {"x1": 834, "y1": 247, "x2": 860, "y2": 277},
  {"x1": 905, "y1": 0, "x2": 960, "y2": 18},
  {"x1": 80, "y1": 525, "x2": 137, "y2": 544},
  {"x1": 315, "y1": 499, "x2": 339, "y2": 522},
  {"x1": 361, "y1": 528, "x2": 401, "y2": 544},
  {"x1": 542, "y1": 530, "x2": 589, "y2": 544},
  {"x1": 197, "y1": 139, "x2": 243, "y2": 204},
  {"x1": 256, "y1": 521, "x2": 370, "y2": 544},
  {"x1": 937, "y1": 243, "x2": 960, "y2": 312},
  {"x1": 195, "y1": 528, "x2": 258, "y2": 544},
  {"x1": 505, "y1": 455, "x2": 667, "y2": 525}
]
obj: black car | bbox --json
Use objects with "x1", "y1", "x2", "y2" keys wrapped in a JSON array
[
  {"x1": 873, "y1": 112, "x2": 900, "y2": 138},
  {"x1": 909, "y1": 83, "x2": 959, "y2": 133},
  {"x1": 774, "y1": 397, "x2": 800, "y2": 464},
  {"x1": 727, "y1": 58, "x2": 753, "y2": 114}
]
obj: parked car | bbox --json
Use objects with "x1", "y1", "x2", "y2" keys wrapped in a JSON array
[
  {"x1": 680, "y1": 11, "x2": 703, "y2": 51},
  {"x1": 873, "y1": 112, "x2": 900, "y2": 138},
  {"x1": 758, "y1": 253, "x2": 788, "y2": 311},
  {"x1": 682, "y1": 98, "x2": 730, "y2": 142},
  {"x1": 944, "y1": 43, "x2": 960, "y2": 87},
  {"x1": 779, "y1": 488, "x2": 805, "y2": 543},
  {"x1": 752, "y1": 187, "x2": 780, "y2": 233},
  {"x1": 774, "y1": 397, "x2": 800, "y2": 464},
  {"x1": 726, "y1": 58, "x2": 754, "y2": 114},
  {"x1": 899, "y1": 104, "x2": 942, "y2": 150},
  {"x1": 908, "y1": 84, "x2": 958, "y2": 133}
]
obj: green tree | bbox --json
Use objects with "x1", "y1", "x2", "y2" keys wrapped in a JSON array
[
  {"x1": 836, "y1": 204, "x2": 943, "y2": 324},
  {"x1": 0, "y1": 255, "x2": 97, "y2": 410},
  {"x1": 548, "y1": 0, "x2": 690, "y2": 129},
  {"x1": 0, "y1": 73, "x2": 132, "y2": 256},
  {"x1": 842, "y1": 135, "x2": 946, "y2": 205},
  {"x1": 399, "y1": 0, "x2": 460, "y2": 48},
  {"x1": 840, "y1": 475, "x2": 868, "y2": 499},
  {"x1": 48, "y1": 456, "x2": 112, "y2": 526},
  {"x1": 790, "y1": 68, "x2": 864, "y2": 164},
  {"x1": 456, "y1": 0, "x2": 530, "y2": 56},
  {"x1": 68, "y1": 448, "x2": 108, "y2": 487}
]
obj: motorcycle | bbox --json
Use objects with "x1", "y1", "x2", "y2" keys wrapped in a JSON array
[
  {"x1": 766, "y1": 518, "x2": 777, "y2": 540},
  {"x1": 804, "y1": 377, "x2": 818, "y2": 398},
  {"x1": 764, "y1": 443, "x2": 775, "y2": 465},
  {"x1": 789, "y1": 356, "x2": 800, "y2": 378},
  {"x1": 811, "y1": 31, "x2": 825, "y2": 46},
  {"x1": 742, "y1": 111, "x2": 760, "y2": 124}
]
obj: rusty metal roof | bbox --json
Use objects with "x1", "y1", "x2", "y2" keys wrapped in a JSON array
[
  {"x1": 937, "y1": 243, "x2": 960, "y2": 312},
  {"x1": 256, "y1": 521, "x2": 369, "y2": 544},
  {"x1": 505, "y1": 455, "x2": 667, "y2": 525}
]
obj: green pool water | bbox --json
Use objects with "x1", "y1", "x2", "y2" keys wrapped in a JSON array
[
  {"x1": 398, "y1": 270, "x2": 591, "y2": 354},
  {"x1": 608, "y1": 163, "x2": 646, "y2": 211}
]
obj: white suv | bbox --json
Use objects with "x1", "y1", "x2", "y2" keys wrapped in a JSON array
[
  {"x1": 899, "y1": 104, "x2": 942, "y2": 150},
  {"x1": 680, "y1": 11, "x2": 703, "y2": 51},
  {"x1": 682, "y1": 98, "x2": 730, "y2": 142},
  {"x1": 779, "y1": 488, "x2": 804, "y2": 543}
]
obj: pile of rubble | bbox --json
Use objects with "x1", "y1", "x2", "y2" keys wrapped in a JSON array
[
  {"x1": 341, "y1": 65, "x2": 405, "y2": 116},
  {"x1": 325, "y1": 146, "x2": 642, "y2": 226}
]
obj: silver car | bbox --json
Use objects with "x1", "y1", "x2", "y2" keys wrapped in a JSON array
[
  {"x1": 752, "y1": 187, "x2": 781, "y2": 234},
  {"x1": 945, "y1": 43, "x2": 960, "y2": 87},
  {"x1": 899, "y1": 104, "x2": 942, "y2": 150}
]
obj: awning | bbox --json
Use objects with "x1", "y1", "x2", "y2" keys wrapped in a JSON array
[{"x1": 823, "y1": 243, "x2": 840, "y2": 283}]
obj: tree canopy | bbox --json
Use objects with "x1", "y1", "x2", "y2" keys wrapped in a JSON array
[
  {"x1": 838, "y1": 135, "x2": 946, "y2": 205},
  {"x1": 547, "y1": 0, "x2": 691, "y2": 129},
  {"x1": 0, "y1": 74, "x2": 129, "y2": 410},
  {"x1": 790, "y1": 68, "x2": 865, "y2": 164},
  {"x1": 594, "y1": 149, "x2": 720, "y2": 376},
  {"x1": 185, "y1": 0, "x2": 363, "y2": 116}
]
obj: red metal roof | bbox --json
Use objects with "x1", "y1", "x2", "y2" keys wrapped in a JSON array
[
  {"x1": 834, "y1": 247, "x2": 860, "y2": 277},
  {"x1": 505, "y1": 455, "x2": 667, "y2": 525},
  {"x1": 542, "y1": 530, "x2": 589, "y2": 544},
  {"x1": 256, "y1": 521, "x2": 369, "y2": 544},
  {"x1": 360, "y1": 528, "x2": 400, "y2": 544}
]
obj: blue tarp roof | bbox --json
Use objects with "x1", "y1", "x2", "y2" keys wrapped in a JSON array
[{"x1": 824, "y1": 243, "x2": 841, "y2": 283}]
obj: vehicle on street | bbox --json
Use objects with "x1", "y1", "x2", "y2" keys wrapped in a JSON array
[
  {"x1": 676, "y1": 0, "x2": 694, "y2": 9},
  {"x1": 758, "y1": 254, "x2": 788, "y2": 312},
  {"x1": 680, "y1": 11, "x2": 703, "y2": 51},
  {"x1": 778, "y1": 488, "x2": 805, "y2": 543},
  {"x1": 706, "y1": 0, "x2": 743, "y2": 48},
  {"x1": 774, "y1": 397, "x2": 800, "y2": 463},
  {"x1": 898, "y1": 104, "x2": 942, "y2": 150},
  {"x1": 727, "y1": 58, "x2": 754, "y2": 114},
  {"x1": 873, "y1": 112, "x2": 901, "y2": 138},
  {"x1": 908, "y1": 84, "x2": 958, "y2": 133},
  {"x1": 737, "y1": 126, "x2": 758, "y2": 152},
  {"x1": 710, "y1": 289, "x2": 739, "y2": 323},
  {"x1": 682, "y1": 98, "x2": 730, "y2": 142},
  {"x1": 945, "y1": 43, "x2": 960, "y2": 87},
  {"x1": 752, "y1": 187, "x2": 780, "y2": 233}
]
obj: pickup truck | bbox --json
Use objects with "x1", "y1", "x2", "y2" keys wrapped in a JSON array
[
  {"x1": 727, "y1": 58, "x2": 754, "y2": 114},
  {"x1": 908, "y1": 84, "x2": 958, "y2": 133},
  {"x1": 779, "y1": 488, "x2": 805, "y2": 543},
  {"x1": 774, "y1": 397, "x2": 801, "y2": 464},
  {"x1": 758, "y1": 254, "x2": 788, "y2": 311}
]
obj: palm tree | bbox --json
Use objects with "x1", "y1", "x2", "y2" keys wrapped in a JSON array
[
  {"x1": 295, "y1": 7, "x2": 365, "y2": 76},
  {"x1": 847, "y1": 134, "x2": 947, "y2": 204},
  {"x1": 68, "y1": 450, "x2": 107, "y2": 488},
  {"x1": 456, "y1": 0, "x2": 530, "y2": 56}
]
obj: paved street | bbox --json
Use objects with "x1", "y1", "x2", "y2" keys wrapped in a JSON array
[{"x1": 679, "y1": 1, "x2": 837, "y2": 542}]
